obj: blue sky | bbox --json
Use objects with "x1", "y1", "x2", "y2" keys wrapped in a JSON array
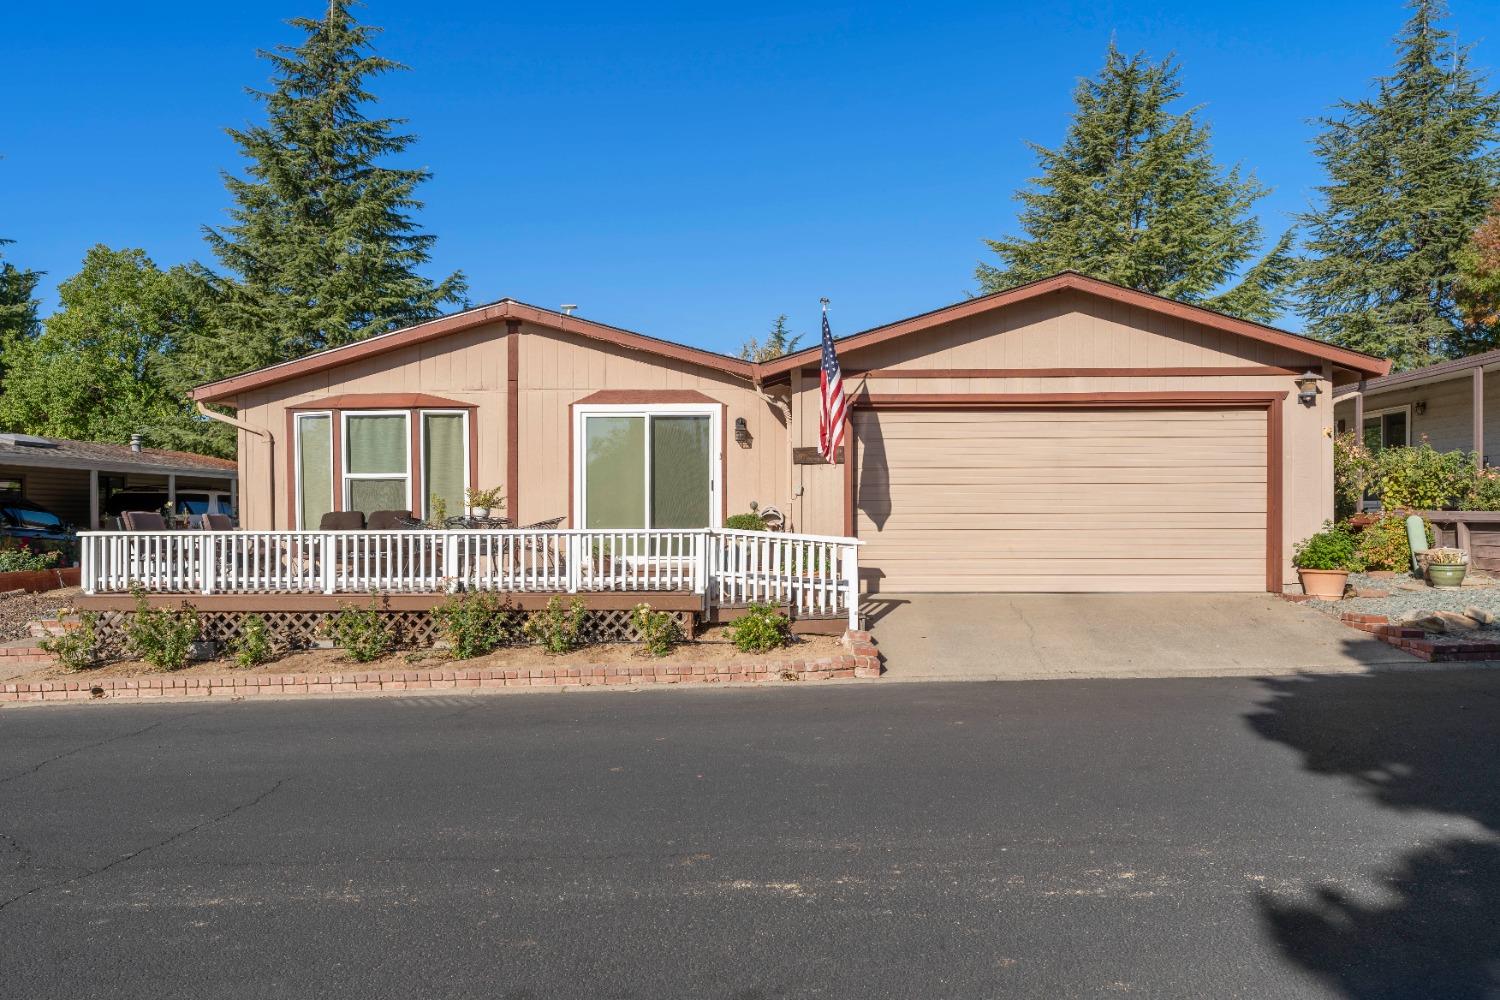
[{"x1": 5, "y1": 1, "x2": 1498, "y2": 354}]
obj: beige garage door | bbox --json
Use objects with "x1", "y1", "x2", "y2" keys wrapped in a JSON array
[{"x1": 854, "y1": 408, "x2": 1268, "y2": 593}]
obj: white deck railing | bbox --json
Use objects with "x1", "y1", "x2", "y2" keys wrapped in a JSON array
[{"x1": 78, "y1": 528, "x2": 862, "y2": 627}]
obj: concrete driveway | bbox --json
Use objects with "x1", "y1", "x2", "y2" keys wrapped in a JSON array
[{"x1": 867, "y1": 592, "x2": 1430, "y2": 681}]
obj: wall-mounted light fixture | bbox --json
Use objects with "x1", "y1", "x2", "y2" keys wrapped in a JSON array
[
  {"x1": 734, "y1": 417, "x2": 750, "y2": 445},
  {"x1": 1295, "y1": 371, "x2": 1321, "y2": 406},
  {"x1": 1415, "y1": 400, "x2": 1427, "y2": 416}
]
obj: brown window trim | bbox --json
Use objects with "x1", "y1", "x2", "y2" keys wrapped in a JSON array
[
  {"x1": 801, "y1": 365, "x2": 1304, "y2": 379},
  {"x1": 842, "y1": 391, "x2": 1287, "y2": 594},
  {"x1": 285, "y1": 403, "x2": 478, "y2": 527},
  {"x1": 566, "y1": 399, "x2": 728, "y2": 530}
]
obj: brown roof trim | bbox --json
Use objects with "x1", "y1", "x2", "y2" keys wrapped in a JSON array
[
  {"x1": 758, "y1": 272, "x2": 1391, "y2": 380},
  {"x1": 190, "y1": 300, "x2": 755, "y2": 403},
  {"x1": 1332, "y1": 346, "x2": 1500, "y2": 398},
  {"x1": 285, "y1": 393, "x2": 476, "y2": 410},
  {"x1": 189, "y1": 272, "x2": 1389, "y2": 405},
  {"x1": 574, "y1": 390, "x2": 720, "y2": 405}
]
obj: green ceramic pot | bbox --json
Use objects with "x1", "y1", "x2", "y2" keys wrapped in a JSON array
[{"x1": 1427, "y1": 563, "x2": 1468, "y2": 588}]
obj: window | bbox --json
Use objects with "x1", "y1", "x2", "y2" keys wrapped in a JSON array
[
  {"x1": 295, "y1": 412, "x2": 333, "y2": 529},
  {"x1": 422, "y1": 411, "x2": 468, "y2": 521},
  {"x1": 343, "y1": 411, "x2": 410, "y2": 517},
  {"x1": 0, "y1": 478, "x2": 21, "y2": 494},
  {"x1": 574, "y1": 405, "x2": 718, "y2": 529},
  {"x1": 1362, "y1": 406, "x2": 1410, "y2": 450}
]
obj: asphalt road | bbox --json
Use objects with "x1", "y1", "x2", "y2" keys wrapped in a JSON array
[{"x1": 2, "y1": 673, "x2": 1498, "y2": 999}]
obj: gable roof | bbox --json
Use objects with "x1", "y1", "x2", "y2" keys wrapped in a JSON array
[
  {"x1": 757, "y1": 271, "x2": 1391, "y2": 379},
  {"x1": 189, "y1": 298, "x2": 755, "y2": 403},
  {"x1": 190, "y1": 272, "x2": 1389, "y2": 404}
]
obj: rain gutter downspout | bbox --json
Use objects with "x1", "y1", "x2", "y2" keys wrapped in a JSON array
[{"x1": 196, "y1": 401, "x2": 274, "y2": 526}]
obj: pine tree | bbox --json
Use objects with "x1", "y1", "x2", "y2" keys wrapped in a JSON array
[
  {"x1": 738, "y1": 315, "x2": 804, "y2": 361},
  {"x1": 0, "y1": 246, "x2": 231, "y2": 456},
  {"x1": 976, "y1": 44, "x2": 1294, "y2": 323},
  {"x1": 0, "y1": 238, "x2": 41, "y2": 357},
  {"x1": 197, "y1": 0, "x2": 466, "y2": 379},
  {"x1": 1297, "y1": 0, "x2": 1500, "y2": 369}
]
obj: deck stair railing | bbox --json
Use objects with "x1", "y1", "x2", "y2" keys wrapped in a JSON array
[{"x1": 78, "y1": 528, "x2": 862, "y2": 628}]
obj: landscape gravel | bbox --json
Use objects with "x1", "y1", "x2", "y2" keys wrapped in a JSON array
[
  {"x1": 0, "y1": 587, "x2": 79, "y2": 642},
  {"x1": 1307, "y1": 571, "x2": 1500, "y2": 635}
]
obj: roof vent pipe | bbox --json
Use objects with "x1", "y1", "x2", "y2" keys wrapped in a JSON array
[
  {"x1": 560, "y1": 304, "x2": 578, "y2": 316},
  {"x1": 129, "y1": 433, "x2": 143, "y2": 453}
]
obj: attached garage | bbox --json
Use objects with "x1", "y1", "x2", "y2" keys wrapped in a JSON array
[{"x1": 852, "y1": 401, "x2": 1275, "y2": 593}]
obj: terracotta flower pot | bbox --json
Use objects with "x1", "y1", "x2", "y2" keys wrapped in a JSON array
[{"x1": 1297, "y1": 568, "x2": 1349, "y2": 600}]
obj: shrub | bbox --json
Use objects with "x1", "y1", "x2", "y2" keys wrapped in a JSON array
[
  {"x1": 0, "y1": 544, "x2": 62, "y2": 573},
  {"x1": 432, "y1": 592, "x2": 523, "y2": 659},
  {"x1": 230, "y1": 614, "x2": 275, "y2": 668},
  {"x1": 1376, "y1": 442, "x2": 1476, "y2": 510},
  {"x1": 427, "y1": 493, "x2": 448, "y2": 528},
  {"x1": 726, "y1": 602, "x2": 793, "y2": 653},
  {"x1": 323, "y1": 595, "x2": 395, "y2": 663},
  {"x1": 1354, "y1": 514, "x2": 1432, "y2": 573},
  {"x1": 1293, "y1": 522, "x2": 1358, "y2": 572},
  {"x1": 724, "y1": 513, "x2": 766, "y2": 532},
  {"x1": 125, "y1": 586, "x2": 201, "y2": 671},
  {"x1": 1333, "y1": 432, "x2": 1376, "y2": 521},
  {"x1": 524, "y1": 596, "x2": 587, "y2": 654},
  {"x1": 1462, "y1": 466, "x2": 1500, "y2": 510},
  {"x1": 39, "y1": 613, "x2": 100, "y2": 671},
  {"x1": 632, "y1": 603, "x2": 684, "y2": 657}
]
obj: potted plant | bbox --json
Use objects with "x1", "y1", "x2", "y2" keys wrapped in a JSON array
[
  {"x1": 464, "y1": 485, "x2": 506, "y2": 520},
  {"x1": 1293, "y1": 522, "x2": 1357, "y2": 600},
  {"x1": 1422, "y1": 547, "x2": 1469, "y2": 588}
]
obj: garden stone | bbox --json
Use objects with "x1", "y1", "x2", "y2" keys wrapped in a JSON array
[
  {"x1": 1433, "y1": 611, "x2": 1480, "y2": 631},
  {"x1": 1465, "y1": 606, "x2": 1497, "y2": 625}
]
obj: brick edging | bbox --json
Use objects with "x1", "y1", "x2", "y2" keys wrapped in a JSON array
[
  {"x1": 1338, "y1": 611, "x2": 1500, "y2": 662},
  {"x1": 2, "y1": 631, "x2": 882, "y2": 703}
]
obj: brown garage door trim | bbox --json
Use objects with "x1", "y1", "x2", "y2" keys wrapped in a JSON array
[{"x1": 843, "y1": 391, "x2": 1288, "y2": 593}]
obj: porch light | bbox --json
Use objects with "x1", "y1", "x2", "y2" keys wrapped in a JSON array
[
  {"x1": 734, "y1": 417, "x2": 750, "y2": 445},
  {"x1": 1295, "y1": 371, "x2": 1321, "y2": 406}
]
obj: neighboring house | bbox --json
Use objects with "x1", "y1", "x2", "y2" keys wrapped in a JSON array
[
  {"x1": 1333, "y1": 350, "x2": 1500, "y2": 464},
  {"x1": 0, "y1": 433, "x2": 237, "y2": 529},
  {"x1": 188, "y1": 271, "x2": 1388, "y2": 595}
]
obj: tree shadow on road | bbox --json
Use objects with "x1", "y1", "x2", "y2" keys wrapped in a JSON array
[{"x1": 1244, "y1": 669, "x2": 1500, "y2": 999}]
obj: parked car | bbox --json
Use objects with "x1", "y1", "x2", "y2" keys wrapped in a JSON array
[
  {"x1": 103, "y1": 488, "x2": 237, "y2": 528},
  {"x1": 0, "y1": 493, "x2": 76, "y2": 565}
]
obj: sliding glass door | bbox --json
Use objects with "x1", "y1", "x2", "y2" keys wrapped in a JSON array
[{"x1": 576, "y1": 407, "x2": 717, "y2": 529}]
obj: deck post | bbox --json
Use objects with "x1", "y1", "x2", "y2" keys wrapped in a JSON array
[
  {"x1": 1474, "y1": 367, "x2": 1485, "y2": 468},
  {"x1": 444, "y1": 532, "x2": 460, "y2": 593},
  {"x1": 843, "y1": 542, "x2": 860, "y2": 631},
  {"x1": 322, "y1": 534, "x2": 336, "y2": 594},
  {"x1": 201, "y1": 534, "x2": 215, "y2": 595},
  {"x1": 81, "y1": 535, "x2": 94, "y2": 596},
  {"x1": 566, "y1": 533, "x2": 581, "y2": 593}
]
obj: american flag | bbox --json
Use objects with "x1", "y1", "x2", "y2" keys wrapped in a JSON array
[{"x1": 818, "y1": 306, "x2": 847, "y2": 464}]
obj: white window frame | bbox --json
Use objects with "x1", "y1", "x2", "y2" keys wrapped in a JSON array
[
  {"x1": 1363, "y1": 404, "x2": 1413, "y2": 448},
  {"x1": 417, "y1": 408, "x2": 471, "y2": 520},
  {"x1": 572, "y1": 403, "x2": 722, "y2": 529},
  {"x1": 292, "y1": 410, "x2": 333, "y2": 530},
  {"x1": 341, "y1": 410, "x2": 412, "y2": 514}
]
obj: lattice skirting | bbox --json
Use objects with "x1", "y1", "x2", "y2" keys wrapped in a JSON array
[{"x1": 88, "y1": 608, "x2": 697, "y2": 652}]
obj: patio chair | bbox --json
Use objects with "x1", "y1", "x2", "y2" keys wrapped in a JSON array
[
  {"x1": 201, "y1": 513, "x2": 235, "y2": 531},
  {"x1": 120, "y1": 511, "x2": 168, "y2": 531},
  {"x1": 318, "y1": 511, "x2": 365, "y2": 531},
  {"x1": 366, "y1": 510, "x2": 419, "y2": 531}
]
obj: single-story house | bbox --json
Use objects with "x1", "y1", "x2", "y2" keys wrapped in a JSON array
[
  {"x1": 1333, "y1": 348, "x2": 1500, "y2": 462},
  {"x1": 187, "y1": 271, "x2": 1389, "y2": 595},
  {"x1": 0, "y1": 433, "x2": 237, "y2": 530}
]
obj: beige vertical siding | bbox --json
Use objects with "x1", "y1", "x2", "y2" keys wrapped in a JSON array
[
  {"x1": 224, "y1": 320, "x2": 789, "y2": 530},
  {"x1": 790, "y1": 289, "x2": 1334, "y2": 591}
]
